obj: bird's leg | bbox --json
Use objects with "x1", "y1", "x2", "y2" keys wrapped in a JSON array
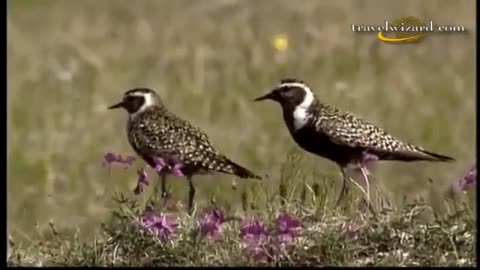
[
  {"x1": 146, "y1": 172, "x2": 165, "y2": 209},
  {"x1": 152, "y1": 156, "x2": 170, "y2": 200},
  {"x1": 187, "y1": 176, "x2": 196, "y2": 215},
  {"x1": 158, "y1": 173, "x2": 168, "y2": 198},
  {"x1": 145, "y1": 171, "x2": 168, "y2": 210},
  {"x1": 336, "y1": 166, "x2": 350, "y2": 205}
]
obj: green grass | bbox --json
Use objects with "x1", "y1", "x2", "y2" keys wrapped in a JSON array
[
  {"x1": 7, "y1": 181, "x2": 476, "y2": 266},
  {"x1": 7, "y1": 0, "x2": 476, "y2": 266}
]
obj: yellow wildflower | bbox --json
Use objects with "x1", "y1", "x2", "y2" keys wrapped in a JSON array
[{"x1": 272, "y1": 33, "x2": 289, "y2": 52}]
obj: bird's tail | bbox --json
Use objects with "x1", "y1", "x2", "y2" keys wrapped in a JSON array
[
  {"x1": 380, "y1": 147, "x2": 455, "y2": 162},
  {"x1": 216, "y1": 157, "x2": 262, "y2": 179},
  {"x1": 417, "y1": 149, "x2": 455, "y2": 162}
]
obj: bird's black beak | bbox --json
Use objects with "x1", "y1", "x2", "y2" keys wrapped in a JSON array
[
  {"x1": 253, "y1": 92, "x2": 275, "y2": 102},
  {"x1": 108, "y1": 101, "x2": 124, "y2": 110}
]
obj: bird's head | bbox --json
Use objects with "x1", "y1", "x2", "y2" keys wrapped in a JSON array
[
  {"x1": 108, "y1": 88, "x2": 163, "y2": 116},
  {"x1": 253, "y1": 78, "x2": 316, "y2": 110}
]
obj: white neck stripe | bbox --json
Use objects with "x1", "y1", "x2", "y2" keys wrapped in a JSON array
[
  {"x1": 129, "y1": 92, "x2": 155, "y2": 119},
  {"x1": 279, "y1": 82, "x2": 309, "y2": 89},
  {"x1": 291, "y1": 84, "x2": 315, "y2": 130}
]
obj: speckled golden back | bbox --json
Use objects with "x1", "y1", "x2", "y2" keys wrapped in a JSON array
[
  {"x1": 128, "y1": 106, "x2": 223, "y2": 166},
  {"x1": 312, "y1": 103, "x2": 417, "y2": 152}
]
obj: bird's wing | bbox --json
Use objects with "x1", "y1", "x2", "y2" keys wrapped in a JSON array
[
  {"x1": 131, "y1": 112, "x2": 260, "y2": 178},
  {"x1": 310, "y1": 104, "x2": 454, "y2": 162},
  {"x1": 162, "y1": 115, "x2": 261, "y2": 178},
  {"x1": 146, "y1": 114, "x2": 260, "y2": 176},
  {"x1": 316, "y1": 110, "x2": 417, "y2": 153},
  {"x1": 170, "y1": 117, "x2": 226, "y2": 166},
  {"x1": 134, "y1": 112, "x2": 226, "y2": 166}
]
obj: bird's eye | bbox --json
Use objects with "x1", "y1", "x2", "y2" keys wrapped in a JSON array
[{"x1": 281, "y1": 87, "x2": 292, "y2": 94}]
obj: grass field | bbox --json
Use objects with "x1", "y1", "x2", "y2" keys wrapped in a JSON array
[{"x1": 7, "y1": 0, "x2": 476, "y2": 266}]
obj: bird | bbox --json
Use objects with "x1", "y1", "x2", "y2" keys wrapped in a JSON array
[
  {"x1": 253, "y1": 78, "x2": 454, "y2": 204},
  {"x1": 108, "y1": 88, "x2": 261, "y2": 213}
]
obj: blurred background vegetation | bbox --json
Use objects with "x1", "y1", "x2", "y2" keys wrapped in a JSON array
[{"x1": 7, "y1": 0, "x2": 475, "y2": 243}]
